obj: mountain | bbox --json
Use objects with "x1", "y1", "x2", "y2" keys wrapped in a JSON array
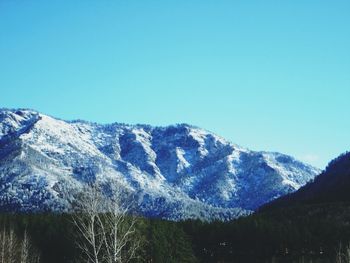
[
  {"x1": 262, "y1": 152, "x2": 350, "y2": 210},
  {"x1": 0, "y1": 108, "x2": 320, "y2": 220}
]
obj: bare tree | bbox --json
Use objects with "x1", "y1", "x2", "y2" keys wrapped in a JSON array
[
  {"x1": 335, "y1": 243, "x2": 350, "y2": 263},
  {"x1": 0, "y1": 226, "x2": 39, "y2": 263},
  {"x1": 73, "y1": 183, "x2": 140, "y2": 263},
  {"x1": 20, "y1": 230, "x2": 31, "y2": 263},
  {"x1": 7, "y1": 228, "x2": 17, "y2": 263},
  {"x1": 103, "y1": 190, "x2": 140, "y2": 263},
  {"x1": 0, "y1": 228, "x2": 6, "y2": 263},
  {"x1": 72, "y1": 184, "x2": 106, "y2": 263}
]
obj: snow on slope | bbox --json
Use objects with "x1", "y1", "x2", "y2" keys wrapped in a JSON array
[{"x1": 0, "y1": 109, "x2": 320, "y2": 220}]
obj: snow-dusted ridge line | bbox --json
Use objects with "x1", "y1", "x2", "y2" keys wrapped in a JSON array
[
  {"x1": 0, "y1": 108, "x2": 321, "y2": 221},
  {"x1": 1, "y1": 108, "x2": 243, "y2": 148}
]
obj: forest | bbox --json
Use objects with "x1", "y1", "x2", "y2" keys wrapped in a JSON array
[{"x1": 1, "y1": 202, "x2": 350, "y2": 263}]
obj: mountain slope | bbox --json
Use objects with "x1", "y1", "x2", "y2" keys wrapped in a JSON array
[
  {"x1": 0, "y1": 109, "x2": 320, "y2": 220},
  {"x1": 262, "y1": 152, "x2": 350, "y2": 210}
]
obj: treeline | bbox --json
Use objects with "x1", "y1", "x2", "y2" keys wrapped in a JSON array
[
  {"x1": 2, "y1": 203, "x2": 350, "y2": 263},
  {"x1": 181, "y1": 203, "x2": 350, "y2": 263},
  {"x1": 0, "y1": 213, "x2": 197, "y2": 263}
]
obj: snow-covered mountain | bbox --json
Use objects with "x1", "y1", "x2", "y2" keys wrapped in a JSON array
[{"x1": 0, "y1": 109, "x2": 320, "y2": 220}]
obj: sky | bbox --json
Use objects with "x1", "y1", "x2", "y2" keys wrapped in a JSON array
[{"x1": 0, "y1": 1, "x2": 349, "y2": 169}]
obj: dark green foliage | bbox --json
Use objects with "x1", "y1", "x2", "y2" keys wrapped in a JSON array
[
  {"x1": 1, "y1": 207, "x2": 350, "y2": 263},
  {"x1": 0, "y1": 213, "x2": 77, "y2": 263},
  {"x1": 181, "y1": 204, "x2": 350, "y2": 263},
  {"x1": 146, "y1": 219, "x2": 197, "y2": 263},
  {"x1": 0, "y1": 214, "x2": 198, "y2": 263}
]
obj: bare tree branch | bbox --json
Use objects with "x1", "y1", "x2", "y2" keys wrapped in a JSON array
[{"x1": 72, "y1": 182, "x2": 140, "y2": 263}]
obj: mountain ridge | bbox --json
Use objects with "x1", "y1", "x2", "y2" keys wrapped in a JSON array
[{"x1": 0, "y1": 108, "x2": 320, "y2": 220}]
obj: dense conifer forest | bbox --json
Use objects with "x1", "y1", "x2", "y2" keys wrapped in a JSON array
[{"x1": 1, "y1": 204, "x2": 350, "y2": 263}]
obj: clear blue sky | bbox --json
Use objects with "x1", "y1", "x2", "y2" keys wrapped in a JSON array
[{"x1": 0, "y1": 1, "x2": 349, "y2": 169}]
